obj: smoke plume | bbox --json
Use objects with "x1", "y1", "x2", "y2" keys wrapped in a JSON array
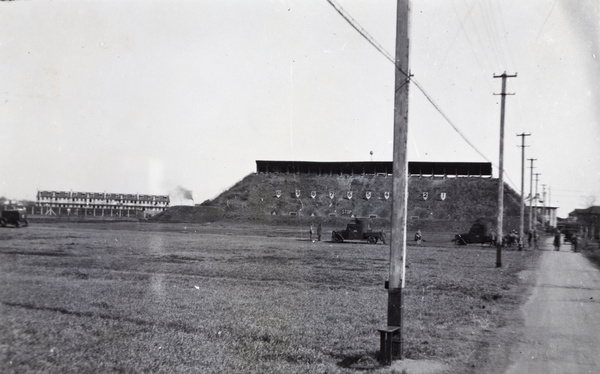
[{"x1": 172, "y1": 186, "x2": 194, "y2": 203}]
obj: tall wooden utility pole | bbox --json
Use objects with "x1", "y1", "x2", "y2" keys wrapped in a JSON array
[
  {"x1": 543, "y1": 185, "x2": 547, "y2": 209},
  {"x1": 528, "y1": 158, "x2": 536, "y2": 233},
  {"x1": 388, "y1": 0, "x2": 410, "y2": 360},
  {"x1": 493, "y1": 72, "x2": 517, "y2": 267},
  {"x1": 517, "y1": 133, "x2": 530, "y2": 250},
  {"x1": 534, "y1": 173, "x2": 541, "y2": 229},
  {"x1": 542, "y1": 184, "x2": 547, "y2": 225}
]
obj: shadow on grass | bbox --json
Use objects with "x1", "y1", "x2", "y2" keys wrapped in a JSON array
[
  {"x1": 0, "y1": 250, "x2": 72, "y2": 257},
  {"x1": 1, "y1": 301, "x2": 150, "y2": 326},
  {"x1": 295, "y1": 239, "x2": 388, "y2": 246},
  {"x1": 1, "y1": 301, "x2": 201, "y2": 335},
  {"x1": 335, "y1": 351, "x2": 382, "y2": 370}
]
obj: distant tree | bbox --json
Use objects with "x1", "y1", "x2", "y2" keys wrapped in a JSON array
[
  {"x1": 20, "y1": 200, "x2": 36, "y2": 209},
  {"x1": 0, "y1": 197, "x2": 35, "y2": 210},
  {"x1": 583, "y1": 195, "x2": 596, "y2": 208}
]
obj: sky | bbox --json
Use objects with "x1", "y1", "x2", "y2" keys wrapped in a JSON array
[{"x1": 1, "y1": 0, "x2": 598, "y2": 217}]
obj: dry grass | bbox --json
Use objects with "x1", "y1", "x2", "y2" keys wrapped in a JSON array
[{"x1": 0, "y1": 222, "x2": 539, "y2": 373}]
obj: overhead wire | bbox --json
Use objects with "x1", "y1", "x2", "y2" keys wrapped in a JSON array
[
  {"x1": 324, "y1": 0, "x2": 409, "y2": 79},
  {"x1": 449, "y1": 1, "x2": 519, "y2": 193},
  {"x1": 325, "y1": 0, "x2": 522, "y2": 192},
  {"x1": 325, "y1": 0, "x2": 490, "y2": 160},
  {"x1": 535, "y1": 0, "x2": 557, "y2": 44},
  {"x1": 460, "y1": 2, "x2": 496, "y2": 76},
  {"x1": 483, "y1": 2, "x2": 508, "y2": 70},
  {"x1": 436, "y1": 1, "x2": 474, "y2": 74},
  {"x1": 488, "y1": 1, "x2": 528, "y2": 136},
  {"x1": 448, "y1": 0, "x2": 495, "y2": 92},
  {"x1": 494, "y1": 1, "x2": 518, "y2": 70}
]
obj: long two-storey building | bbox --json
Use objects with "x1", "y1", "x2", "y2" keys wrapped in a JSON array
[{"x1": 35, "y1": 190, "x2": 170, "y2": 217}]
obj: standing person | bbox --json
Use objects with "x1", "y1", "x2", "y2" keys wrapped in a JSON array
[
  {"x1": 309, "y1": 224, "x2": 314, "y2": 242},
  {"x1": 317, "y1": 223, "x2": 322, "y2": 241},
  {"x1": 414, "y1": 229, "x2": 422, "y2": 245},
  {"x1": 553, "y1": 229, "x2": 561, "y2": 251},
  {"x1": 572, "y1": 234, "x2": 578, "y2": 252},
  {"x1": 533, "y1": 230, "x2": 539, "y2": 249}
]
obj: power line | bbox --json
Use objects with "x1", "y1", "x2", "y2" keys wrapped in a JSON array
[
  {"x1": 409, "y1": 79, "x2": 491, "y2": 163},
  {"x1": 480, "y1": 2, "x2": 506, "y2": 70},
  {"x1": 448, "y1": 0, "x2": 494, "y2": 92},
  {"x1": 324, "y1": 0, "x2": 409, "y2": 79},
  {"x1": 325, "y1": 0, "x2": 490, "y2": 160},
  {"x1": 324, "y1": 0, "x2": 521, "y2": 192},
  {"x1": 494, "y1": 1, "x2": 518, "y2": 71}
]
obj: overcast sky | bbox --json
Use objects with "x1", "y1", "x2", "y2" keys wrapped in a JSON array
[{"x1": 1, "y1": 0, "x2": 598, "y2": 217}]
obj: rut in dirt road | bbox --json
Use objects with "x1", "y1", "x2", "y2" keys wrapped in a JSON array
[{"x1": 505, "y1": 237, "x2": 600, "y2": 374}]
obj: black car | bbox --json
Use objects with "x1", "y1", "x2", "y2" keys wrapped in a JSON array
[{"x1": 0, "y1": 209, "x2": 29, "y2": 228}]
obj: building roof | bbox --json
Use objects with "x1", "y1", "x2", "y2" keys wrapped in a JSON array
[
  {"x1": 255, "y1": 160, "x2": 493, "y2": 177},
  {"x1": 569, "y1": 206, "x2": 600, "y2": 216},
  {"x1": 582, "y1": 206, "x2": 600, "y2": 215}
]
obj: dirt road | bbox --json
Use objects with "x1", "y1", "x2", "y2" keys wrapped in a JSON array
[{"x1": 505, "y1": 237, "x2": 600, "y2": 373}]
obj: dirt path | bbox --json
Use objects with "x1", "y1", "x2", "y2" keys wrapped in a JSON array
[{"x1": 505, "y1": 237, "x2": 600, "y2": 373}]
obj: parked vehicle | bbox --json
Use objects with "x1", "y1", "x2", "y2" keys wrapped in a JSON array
[
  {"x1": 454, "y1": 219, "x2": 494, "y2": 245},
  {"x1": 0, "y1": 209, "x2": 28, "y2": 228},
  {"x1": 332, "y1": 219, "x2": 386, "y2": 244},
  {"x1": 558, "y1": 222, "x2": 579, "y2": 243}
]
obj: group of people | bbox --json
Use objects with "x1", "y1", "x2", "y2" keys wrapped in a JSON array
[
  {"x1": 504, "y1": 228, "x2": 581, "y2": 252},
  {"x1": 503, "y1": 229, "x2": 579, "y2": 251},
  {"x1": 553, "y1": 229, "x2": 579, "y2": 252}
]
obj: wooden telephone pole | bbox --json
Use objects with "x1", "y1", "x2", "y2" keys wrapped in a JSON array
[
  {"x1": 493, "y1": 72, "x2": 517, "y2": 267},
  {"x1": 517, "y1": 133, "x2": 530, "y2": 250},
  {"x1": 534, "y1": 173, "x2": 541, "y2": 228},
  {"x1": 387, "y1": 0, "x2": 410, "y2": 361},
  {"x1": 528, "y1": 158, "x2": 536, "y2": 233}
]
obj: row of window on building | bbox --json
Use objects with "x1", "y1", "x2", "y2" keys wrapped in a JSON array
[{"x1": 36, "y1": 190, "x2": 170, "y2": 209}]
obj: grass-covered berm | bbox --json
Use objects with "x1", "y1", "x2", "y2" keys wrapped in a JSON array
[
  {"x1": 0, "y1": 222, "x2": 540, "y2": 373},
  {"x1": 184, "y1": 173, "x2": 526, "y2": 227}
]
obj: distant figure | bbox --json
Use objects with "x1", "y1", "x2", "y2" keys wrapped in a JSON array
[
  {"x1": 533, "y1": 230, "x2": 539, "y2": 249},
  {"x1": 571, "y1": 234, "x2": 578, "y2": 252},
  {"x1": 528, "y1": 230, "x2": 533, "y2": 248},
  {"x1": 414, "y1": 230, "x2": 422, "y2": 245},
  {"x1": 553, "y1": 230, "x2": 561, "y2": 251},
  {"x1": 317, "y1": 223, "x2": 322, "y2": 241},
  {"x1": 491, "y1": 230, "x2": 497, "y2": 246},
  {"x1": 503, "y1": 231, "x2": 518, "y2": 249},
  {"x1": 309, "y1": 224, "x2": 314, "y2": 242}
]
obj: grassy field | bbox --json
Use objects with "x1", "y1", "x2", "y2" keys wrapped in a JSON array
[{"x1": 0, "y1": 222, "x2": 539, "y2": 373}]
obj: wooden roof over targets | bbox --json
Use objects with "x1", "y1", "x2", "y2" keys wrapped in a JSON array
[{"x1": 255, "y1": 161, "x2": 492, "y2": 177}]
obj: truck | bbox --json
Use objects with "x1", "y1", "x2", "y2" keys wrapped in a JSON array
[
  {"x1": 332, "y1": 219, "x2": 386, "y2": 244},
  {"x1": 454, "y1": 219, "x2": 494, "y2": 245},
  {"x1": 0, "y1": 209, "x2": 29, "y2": 228},
  {"x1": 558, "y1": 222, "x2": 579, "y2": 243}
]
